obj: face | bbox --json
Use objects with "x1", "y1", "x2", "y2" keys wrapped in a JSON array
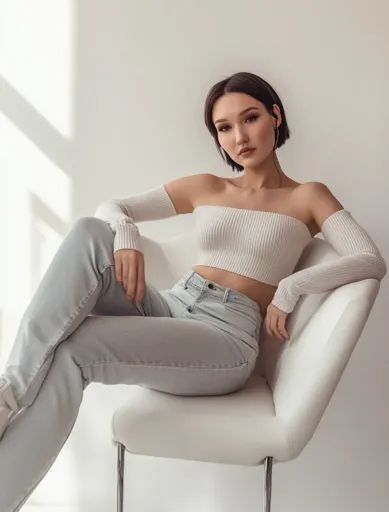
[{"x1": 212, "y1": 92, "x2": 281, "y2": 168}]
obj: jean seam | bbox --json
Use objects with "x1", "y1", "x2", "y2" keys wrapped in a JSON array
[
  {"x1": 78, "y1": 360, "x2": 249, "y2": 370},
  {"x1": 223, "y1": 302, "x2": 259, "y2": 314},
  {"x1": 19, "y1": 267, "x2": 109, "y2": 401},
  {"x1": 10, "y1": 401, "x2": 80, "y2": 512}
]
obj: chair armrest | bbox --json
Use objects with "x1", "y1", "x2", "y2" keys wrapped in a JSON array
[{"x1": 262, "y1": 278, "x2": 381, "y2": 460}]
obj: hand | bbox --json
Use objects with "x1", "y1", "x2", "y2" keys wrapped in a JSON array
[
  {"x1": 113, "y1": 248, "x2": 145, "y2": 303},
  {"x1": 264, "y1": 303, "x2": 290, "y2": 342}
]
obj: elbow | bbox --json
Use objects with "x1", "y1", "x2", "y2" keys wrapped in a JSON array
[
  {"x1": 93, "y1": 199, "x2": 128, "y2": 220},
  {"x1": 378, "y1": 256, "x2": 387, "y2": 280},
  {"x1": 372, "y1": 253, "x2": 387, "y2": 280},
  {"x1": 362, "y1": 251, "x2": 387, "y2": 280}
]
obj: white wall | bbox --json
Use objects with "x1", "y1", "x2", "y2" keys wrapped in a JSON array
[{"x1": 1, "y1": 0, "x2": 388, "y2": 511}]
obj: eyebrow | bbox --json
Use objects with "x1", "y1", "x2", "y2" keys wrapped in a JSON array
[{"x1": 214, "y1": 106, "x2": 260, "y2": 124}]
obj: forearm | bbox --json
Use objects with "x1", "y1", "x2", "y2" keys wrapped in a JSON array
[
  {"x1": 93, "y1": 184, "x2": 177, "y2": 252},
  {"x1": 270, "y1": 209, "x2": 387, "y2": 314},
  {"x1": 271, "y1": 251, "x2": 387, "y2": 313}
]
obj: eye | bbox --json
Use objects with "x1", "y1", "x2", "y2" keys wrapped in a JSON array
[
  {"x1": 217, "y1": 114, "x2": 259, "y2": 133},
  {"x1": 246, "y1": 114, "x2": 259, "y2": 123}
]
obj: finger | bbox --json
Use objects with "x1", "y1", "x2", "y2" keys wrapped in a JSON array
[
  {"x1": 126, "y1": 255, "x2": 137, "y2": 300},
  {"x1": 266, "y1": 313, "x2": 276, "y2": 338},
  {"x1": 270, "y1": 314, "x2": 283, "y2": 341},
  {"x1": 267, "y1": 313, "x2": 277, "y2": 338},
  {"x1": 114, "y1": 253, "x2": 122, "y2": 283},
  {"x1": 264, "y1": 314, "x2": 271, "y2": 336},
  {"x1": 266, "y1": 318, "x2": 274, "y2": 338},
  {"x1": 135, "y1": 255, "x2": 145, "y2": 302},
  {"x1": 277, "y1": 316, "x2": 289, "y2": 341},
  {"x1": 122, "y1": 257, "x2": 130, "y2": 296}
]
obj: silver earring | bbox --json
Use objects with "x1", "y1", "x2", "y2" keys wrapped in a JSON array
[{"x1": 273, "y1": 127, "x2": 279, "y2": 151}]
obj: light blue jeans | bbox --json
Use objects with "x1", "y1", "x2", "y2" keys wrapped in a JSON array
[{"x1": 0, "y1": 217, "x2": 263, "y2": 512}]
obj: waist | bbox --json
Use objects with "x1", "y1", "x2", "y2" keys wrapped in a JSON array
[
  {"x1": 193, "y1": 265, "x2": 277, "y2": 316},
  {"x1": 178, "y1": 268, "x2": 259, "y2": 311}
]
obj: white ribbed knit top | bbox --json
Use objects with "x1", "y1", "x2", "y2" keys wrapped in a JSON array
[{"x1": 193, "y1": 204, "x2": 312, "y2": 285}]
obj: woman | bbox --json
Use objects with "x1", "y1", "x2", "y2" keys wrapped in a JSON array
[{"x1": 0, "y1": 71, "x2": 386, "y2": 511}]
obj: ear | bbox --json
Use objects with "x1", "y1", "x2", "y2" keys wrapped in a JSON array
[{"x1": 272, "y1": 104, "x2": 282, "y2": 128}]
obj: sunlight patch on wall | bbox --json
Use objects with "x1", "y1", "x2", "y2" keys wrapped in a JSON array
[
  {"x1": 0, "y1": 0, "x2": 75, "y2": 138},
  {"x1": 0, "y1": 110, "x2": 72, "y2": 368}
]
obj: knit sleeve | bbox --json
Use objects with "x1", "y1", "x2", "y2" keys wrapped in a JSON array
[
  {"x1": 93, "y1": 184, "x2": 177, "y2": 253},
  {"x1": 270, "y1": 209, "x2": 387, "y2": 314}
]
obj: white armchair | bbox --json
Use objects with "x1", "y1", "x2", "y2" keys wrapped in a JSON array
[{"x1": 111, "y1": 233, "x2": 381, "y2": 512}]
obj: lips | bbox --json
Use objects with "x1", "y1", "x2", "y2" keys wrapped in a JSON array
[{"x1": 239, "y1": 147, "x2": 255, "y2": 155}]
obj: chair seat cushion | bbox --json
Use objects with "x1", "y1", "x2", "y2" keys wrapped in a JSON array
[{"x1": 111, "y1": 372, "x2": 289, "y2": 466}]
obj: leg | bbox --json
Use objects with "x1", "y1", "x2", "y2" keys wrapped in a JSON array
[
  {"x1": 263, "y1": 457, "x2": 273, "y2": 512},
  {"x1": 1, "y1": 216, "x2": 169, "y2": 411},
  {"x1": 117, "y1": 443, "x2": 125, "y2": 512},
  {"x1": 0, "y1": 307, "x2": 251, "y2": 512}
]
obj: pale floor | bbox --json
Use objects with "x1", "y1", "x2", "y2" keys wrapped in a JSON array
[{"x1": 23, "y1": 507, "x2": 76, "y2": 512}]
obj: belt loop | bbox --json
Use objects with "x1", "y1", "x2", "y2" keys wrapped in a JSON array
[
  {"x1": 199, "y1": 278, "x2": 207, "y2": 297},
  {"x1": 183, "y1": 271, "x2": 194, "y2": 289},
  {"x1": 193, "y1": 276, "x2": 207, "y2": 303},
  {"x1": 222, "y1": 288, "x2": 231, "y2": 303}
]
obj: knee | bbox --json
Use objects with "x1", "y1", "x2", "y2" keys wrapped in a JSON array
[
  {"x1": 73, "y1": 216, "x2": 109, "y2": 233},
  {"x1": 71, "y1": 217, "x2": 113, "y2": 242}
]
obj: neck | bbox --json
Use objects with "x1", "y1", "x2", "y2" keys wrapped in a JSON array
[{"x1": 240, "y1": 152, "x2": 285, "y2": 191}]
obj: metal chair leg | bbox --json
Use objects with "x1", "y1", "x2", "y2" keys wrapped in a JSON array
[
  {"x1": 116, "y1": 443, "x2": 271, "y2": 512},
  {"x1": 117, "y1": 442, "x2": 125, "y2": 512},
  {"x1": 263, "y1": 456, "x2": 273, "y2": 512}
]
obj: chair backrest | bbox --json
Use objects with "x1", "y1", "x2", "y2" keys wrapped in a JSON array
[{"x1": 139, "y1": 233, "x2": 198, "y2": 290}]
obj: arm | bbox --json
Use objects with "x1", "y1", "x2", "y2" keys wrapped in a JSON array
[
  {"x1": 93, "y1": 173, "x2": 214, "y2": 253},
  {"x1": 270, "y1": 183, "x2": 387, "y2": 314}
]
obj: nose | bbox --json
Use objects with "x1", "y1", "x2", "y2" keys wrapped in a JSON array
[{"x1": 234, "y1": 125, "x2": 249, "y2": 144}]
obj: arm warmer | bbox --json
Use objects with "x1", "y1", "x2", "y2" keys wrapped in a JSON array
[
  {"x1": 270, "y1": 209, "x2": 387, "y2": 314},
  {"x1": 93, "y1": 184, "x2": 177, "y2": 253}
]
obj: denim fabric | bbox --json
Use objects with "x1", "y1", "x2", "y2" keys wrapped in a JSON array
[{"x1": 0, "y1": 217, "x2": 263, "y2": 512}]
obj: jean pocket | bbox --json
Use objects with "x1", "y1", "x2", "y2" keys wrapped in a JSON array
[{"x1": 224, "y1": 300, "x2": 259, "y2": 323}]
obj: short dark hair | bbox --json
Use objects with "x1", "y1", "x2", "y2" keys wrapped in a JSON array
[{"x1": 204, "y1": 71, "x2": 291, "y2": 173}]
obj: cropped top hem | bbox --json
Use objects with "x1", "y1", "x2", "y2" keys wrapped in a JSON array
[{"x1": 193, "y1": 262, "x2": 278, "y2": 287}]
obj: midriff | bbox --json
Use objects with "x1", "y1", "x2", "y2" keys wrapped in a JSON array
[{"x1": 192, "y1": 264, "x2": 276, "y2": 317}]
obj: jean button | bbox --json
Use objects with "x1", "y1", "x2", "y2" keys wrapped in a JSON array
[
  {"x1": 207, "y1": 283, "x2": 215, "y2": 289},
  {"x1": 187, "y1": 306, "x2": 193, "y2": 312}
]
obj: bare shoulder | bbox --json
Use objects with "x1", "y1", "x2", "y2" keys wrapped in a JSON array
[
  {"x1": 164, "y1": 173, "x2": 219, "y2": 214},
  {"x1": 297, "y1": 181, "x2": 345, "y2": 227},
  {"x1": 297, "y1": 181, "x2": 343, "y2": 206}
]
